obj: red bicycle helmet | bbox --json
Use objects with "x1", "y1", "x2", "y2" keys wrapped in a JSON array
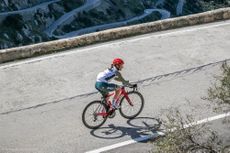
[{"x1": 113, "y1": 58, "x2": 124, "y2": 66}]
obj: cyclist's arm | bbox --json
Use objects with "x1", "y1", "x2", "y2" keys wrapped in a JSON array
[{"x1": 114, "y1": 71, "x2": 132, "y2": 86}]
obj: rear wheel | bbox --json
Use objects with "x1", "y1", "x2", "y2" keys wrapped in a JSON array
[
  {"x1": 82, "y1": 101, "x2": 108, "y2": 129},
  {"x1": 119, "y1": 91, "x2": 144, "y2": 119}
]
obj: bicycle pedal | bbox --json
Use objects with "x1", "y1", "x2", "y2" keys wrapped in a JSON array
[{"x1": 108, "y1": 111, "x2": 116, "y2": 118}]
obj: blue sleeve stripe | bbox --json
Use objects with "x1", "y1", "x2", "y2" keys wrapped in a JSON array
[{"x1": 105, "y1": 74, "x2": 116, "y2": 81}]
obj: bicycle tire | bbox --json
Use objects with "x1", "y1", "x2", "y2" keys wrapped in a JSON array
[
  {"x1": 82, "y1": 100, "x2": 108, "y2": 129},
  {"x1": 119, "y1": 91, "x2": 144, "y2": 119}
]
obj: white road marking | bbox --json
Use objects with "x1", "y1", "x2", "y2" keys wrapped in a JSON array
[
  {"x1": 86, "y1": 112, "x2": 230, "y2": 153},
  {"x1": 1, "y1": 20, "x2": 230, "y2": 69}
]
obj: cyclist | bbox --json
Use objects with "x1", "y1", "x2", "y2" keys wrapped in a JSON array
[{"x1": 95, "y1": 58, "x2": 133, "y2": 109}]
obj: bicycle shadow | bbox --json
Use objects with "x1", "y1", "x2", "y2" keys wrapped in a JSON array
[{"x1": 90, "y1": 117, "x2": 163, "y2": 142}]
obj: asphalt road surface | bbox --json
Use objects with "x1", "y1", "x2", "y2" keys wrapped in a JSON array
[{"x1": 0, "y1": 20, "x2": 230, "y2": 153}]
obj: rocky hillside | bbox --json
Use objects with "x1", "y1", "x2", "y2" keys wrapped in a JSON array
[{"x1": 0, "y1": 0, "x2": 229, "y2": 49}]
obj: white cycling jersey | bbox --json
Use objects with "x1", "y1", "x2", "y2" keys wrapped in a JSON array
[{"x1": 96, "y1": 67, "x2": 118, "y2": 83}]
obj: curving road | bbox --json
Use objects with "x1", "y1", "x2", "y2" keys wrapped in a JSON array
[
  {"x1": 0, "y1": 0, "x2": 185, "y2": 38},
  {"x1": 44, "y1": 0, "x2": 101, "y2": 37},
  {"x1": 1, "y1": 20, "x2": 230, "y2": 115},
  {"x1": 0, "y1": 0, "x2": 61, "y2": 23},
  {"x1": 0, "y1": 20, "x2": 230, "y2": 153},
  {"x1": 53, "y1": 9, "x2": 171, "y2": 39},
  {"x1": 176, "y1": 0, "x2": 185, "y2": 15},
  {"x1": 47, "y1": 0, "x2": 186, "y2": 38}
]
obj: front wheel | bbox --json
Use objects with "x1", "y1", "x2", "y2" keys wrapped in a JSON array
[
  {"x1": 119, "y1": 91, "x2": 144, "y2": 119},
  {"x1": 82, "y1": 101, "x2": 108, "y2": 129}
]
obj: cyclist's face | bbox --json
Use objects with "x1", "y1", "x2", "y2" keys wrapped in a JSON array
[{"x1": 118, "y1": 64, "x2": 124, "y2": 70}]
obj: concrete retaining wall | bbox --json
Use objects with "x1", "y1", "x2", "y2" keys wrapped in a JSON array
[{"x1": 0, "y1": 7, "x2": 230, "y2": 63}]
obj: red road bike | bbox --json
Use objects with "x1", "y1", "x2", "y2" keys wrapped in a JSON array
[{"x1": 82, "y1": 84, "x2": 144, "y2": 129}]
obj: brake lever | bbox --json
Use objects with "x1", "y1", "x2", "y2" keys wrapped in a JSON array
[{"x1": 132, "y1": 84, "x2": 138, "y2": 91}]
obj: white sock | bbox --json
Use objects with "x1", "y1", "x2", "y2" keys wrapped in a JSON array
[{"x1": 112, "y1": 99, "x2": 116, "y2": 106}]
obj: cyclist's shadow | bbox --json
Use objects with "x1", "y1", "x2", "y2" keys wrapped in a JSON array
[{"x1": 90, "y1": 117, "x2": 163, "y2": 142}]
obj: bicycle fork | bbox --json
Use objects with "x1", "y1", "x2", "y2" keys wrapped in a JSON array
[{"x1": 122, "y1": 90, "x2": 134, "y2": 106}]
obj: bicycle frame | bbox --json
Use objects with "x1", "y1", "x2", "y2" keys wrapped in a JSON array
[{"x1": 96, "y1": 86, "x2": 134, "y2": 117}]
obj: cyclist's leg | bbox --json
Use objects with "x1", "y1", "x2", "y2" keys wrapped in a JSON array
[
  {"x1": 106, "y1": 83, "x2": 121, "y2": 108},
  {"x1": 95, "y1": 82, "x2": 109, "y2": 98},
  {"x1": 113, "y1": 88, "x2": 121, "y2": 102},
  {"x1": 95, "y1": 82, "x2": 120, "y2": 106}
]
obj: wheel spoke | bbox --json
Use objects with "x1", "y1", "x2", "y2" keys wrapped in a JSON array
[
  {"x1": 119, "y1": 92, "x2": 144, "y2": 119},
  {"x1": 82, "y1": 101, "x2": 107, "y2": 129}
]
